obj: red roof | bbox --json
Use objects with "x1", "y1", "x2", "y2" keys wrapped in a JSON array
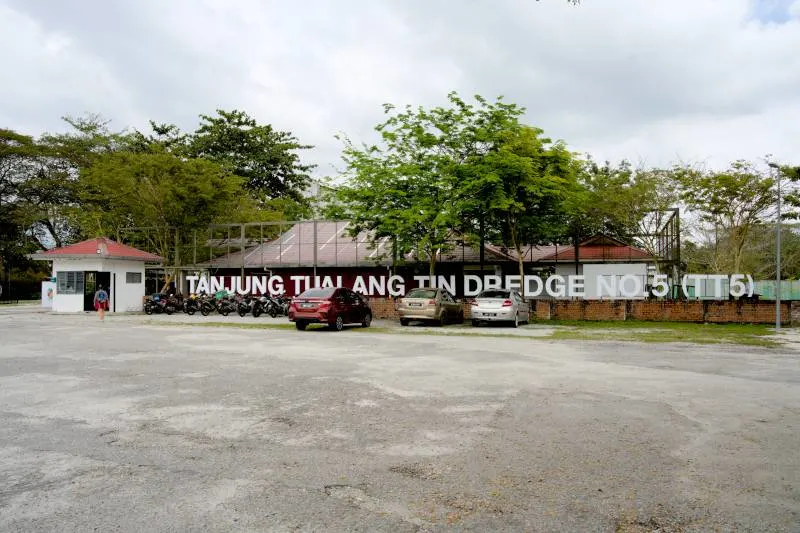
[
  {"x1": 34, "y1": 238, "x2": 163, "y2": 262},
  {"x1": 538, "y1": 235, "x2": 652, "y2": 263}
]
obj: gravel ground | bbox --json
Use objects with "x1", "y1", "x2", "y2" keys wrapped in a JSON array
[{"x1": 1, "y1": 307, "x2": 799, "y2": 532}]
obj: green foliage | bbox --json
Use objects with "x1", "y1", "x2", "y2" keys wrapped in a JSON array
[
  {"x1": 470, "y1": 126, "x2": 577, "y2": 289},
  {"x1": 675, "y1": 160, "x2": 775, "y2": 273},
  {"x1": 333, "y1": 92, "x2": 527, "y2": 275},
  {"x1": 76, "y1": 151, "x2": 247, "y2": 262},
  {"x1": 187, "y1": 109, "x2": 314, "y2": 204}
]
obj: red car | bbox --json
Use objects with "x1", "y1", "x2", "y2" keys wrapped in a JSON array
[{"x1": 288, "y1": 287, "x2": 373, "y2": 331}]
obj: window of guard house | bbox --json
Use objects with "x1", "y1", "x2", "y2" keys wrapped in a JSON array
[{"x1": 56, "y1": 271, "x2": 84, "y2": 295}]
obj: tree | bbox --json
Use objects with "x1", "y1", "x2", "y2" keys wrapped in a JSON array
[
  {"x1": 187, "y1": 110, "x2": 314, "y2": 205},
  {"x1": 476, "y1": 126, "x2": 575, "y2": 293},
  {"x1": 560, "y1": 160, "x2": 661, "y2": 274},
  {"x1": 76, "y1": 151, "x2": 249, "y2": 268},
  {"x1": 675, "y1": 160, "x2": 775, "y2": 273},
  {"x1": 332, "y1": 93, "x2": 525, "y2": 278}
]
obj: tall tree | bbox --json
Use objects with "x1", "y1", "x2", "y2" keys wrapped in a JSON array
[
  {"x1": 187, "y1": 109, "x2": 314, "y2": 205},
  {"x1": 560, "y1": 160, "x2": 661, "y2": 274},
  {"x1": 332, "y1": 93, "x2": 525, "y2": 277},
  {"x1": 476, "y1": 126, "x2": 576, "y2": 293},
  {"x1": 675, "y1": 160, "x2": 776, "y2": 273},
  {"x1": 76, "y1": 151, "x2": 249, "y2": 268}
]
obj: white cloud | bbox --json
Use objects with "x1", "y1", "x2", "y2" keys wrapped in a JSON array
[{"x1": 0, "y1": 0, "x2": 798, "y2": 173}]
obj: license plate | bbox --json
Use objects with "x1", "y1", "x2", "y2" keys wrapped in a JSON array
[
  {"x1": 409, "y1": 303, "x2": 422, "y2": 307},
  {"x1": 301, "y1": 303, "x2": 314, "y2": 308},
  {"x1": 485, "y1": 313, "x2": 496, "y2": 317}
]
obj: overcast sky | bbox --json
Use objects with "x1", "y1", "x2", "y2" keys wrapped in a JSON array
[{"x1": 1, "y1": 0, "x2": 798, "y2": 176}]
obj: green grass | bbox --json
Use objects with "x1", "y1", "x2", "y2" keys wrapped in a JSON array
[{"x1": 542, "y1": 320, "x2": 779, "y2": 348}]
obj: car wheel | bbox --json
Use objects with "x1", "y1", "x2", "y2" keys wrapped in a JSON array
[
  {"x1": 400, "y1": 318, "x2": 409, "y2": 326},
  {"x1": 512, "y1": 312, "x2": 519, "y2": 328},
  {"x1": 330, "y1": 315, "x2": 344, "y2": 331},
  {"x1": 471, "y1": 319, "x2": 480, "y2": 327},
  {"x1": 295, "y1": 321, "x2": 307, "y2": 331},
  {"x1": 362, "y1": 313, "x2": 372, "y2": 328}
]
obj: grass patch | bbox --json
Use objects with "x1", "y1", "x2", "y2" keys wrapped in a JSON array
[{"x1": 542, "y1": 320, "x2": 779, "y2": 348}]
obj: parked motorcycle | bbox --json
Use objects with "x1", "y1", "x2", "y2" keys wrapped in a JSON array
[
  {"x1": 199, "y1": 294, "x2": 217, "y2": 316},
  {"x1": 144, "y1": 294, "x2": 176, "y2": 315},
  {"x1": 236, "y1": 295, "x2": 254, "y2": 317},
  {"x1": 274, "y1": 294, "x2": 291, "y2": 316},
  {"x1": 216, "y1": 295, "x2": 237, "y2": 317},
  {"x1": 252, "y1": 295, "x2": 278, "y2": 318},
  {"x1": 183, "y1": 294, "x2": 200, "y2": 315}
]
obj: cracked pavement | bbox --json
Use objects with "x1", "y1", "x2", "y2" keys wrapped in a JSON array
[{"x1": 1, "y1": 308, "x2": 799, "y2": 531}]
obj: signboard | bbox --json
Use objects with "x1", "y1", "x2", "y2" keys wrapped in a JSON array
[
  {"x1": 41, "y1": 281, "x2": 56, "y2": 308},
  {"x1": 186, "y1": 271, "x2": 755, "y2": 300}
]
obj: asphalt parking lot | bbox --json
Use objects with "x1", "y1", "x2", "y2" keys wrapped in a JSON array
[{"x1": 1, "y1": 307, "x2": 799, "y2": 532}]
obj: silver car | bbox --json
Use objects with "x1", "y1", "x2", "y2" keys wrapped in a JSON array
[{"x1": 470, "y1": 289, "x2": 530, "y2": 327}]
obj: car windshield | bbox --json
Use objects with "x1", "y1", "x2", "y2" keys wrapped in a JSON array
[
  {"x1": 406, "y1": 289, "x2": 438, "y2": 299},
  {"x1": 299, "y1": 288, "x2": 336, "y2": 298},
  {"x1": 478, "y1": 290, "x2": 510, "y2": 299}
]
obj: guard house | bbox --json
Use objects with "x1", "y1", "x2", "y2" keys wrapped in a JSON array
[{"x1": 30, "y1": 238, "x2": 163, "y2": 313}]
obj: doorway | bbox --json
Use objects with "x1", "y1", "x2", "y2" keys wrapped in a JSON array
[{"x1": 83, "y1": 271, "x2": 111, "y2": 311}]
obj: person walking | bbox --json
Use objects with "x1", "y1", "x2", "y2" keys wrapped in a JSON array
[{"x1": 93, "y1": 284, "x2": 109, "y2": 321}]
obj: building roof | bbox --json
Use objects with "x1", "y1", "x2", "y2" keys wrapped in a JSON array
[
  {"x1": 201, "y1": 221, "x2": 522, "y2": 269},
  {"x1": 537, "y1": 235, "x2": 653, "y2": 263},
  {"x1": 30, "y1": 238, "x2": 163, "y2": 262},
  {"x1": 197, "y1": 223, "x2": 652, "y2": 269}
]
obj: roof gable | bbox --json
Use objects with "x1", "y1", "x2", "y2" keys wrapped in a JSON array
[{"x1": 33, "y1": 238, "x2": 163, "y2": 262}]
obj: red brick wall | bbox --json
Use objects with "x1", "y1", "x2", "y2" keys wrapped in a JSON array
[
  {"x1": 366, "y1": 297, "x2": 474, "y2": 320},
  {"x1": 628, "y1": 301, "x2": 705, "y2": 322},
  {"x1": 368, "y1": 297, "x2": 400, "y2": 319},
  {"x1": 368, "y1": 297, "x2": 791, "y2": 324},
  {"x1": 535, "y1": 300, "x2": 551, "y2": 320},
  {"x1": 704, "y1": 301, "x2": 789, "y2": 324},
  {"x1": 529, "y1": 299, "x2": 790, "y2": 324}
]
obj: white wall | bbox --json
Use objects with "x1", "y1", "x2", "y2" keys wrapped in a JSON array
[
  {"x1": 108, "y1": 260, "x2": 146, "y2": 312},
  {"x1": 583, "y1": 263, "x2": 649, "y2": 299},
  {"x1": 51, "y1": 258, "x2": 147, "y2": 313}
]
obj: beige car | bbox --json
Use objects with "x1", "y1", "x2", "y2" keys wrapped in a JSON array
[{"x1": 397, "y1": 288, "x2": 464, "y2": 326}]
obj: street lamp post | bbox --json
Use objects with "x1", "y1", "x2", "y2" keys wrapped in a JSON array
[{"x1": 769, "y1": 162, "x2": 781, "y2": 331}]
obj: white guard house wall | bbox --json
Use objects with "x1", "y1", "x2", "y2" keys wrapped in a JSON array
[{"x1": 51, "y1": 258, "x2": 147, "y2": 313}]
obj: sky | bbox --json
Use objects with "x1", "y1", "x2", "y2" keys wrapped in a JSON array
[{"x1": 1, "y1": 0, "x2": 798, "y2": 177}]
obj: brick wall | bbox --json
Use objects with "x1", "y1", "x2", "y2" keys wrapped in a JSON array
[
  {"x1": 366, "y1": 297, "x2": 474, "y2": 320},
  {"x1": 528, "y1": 299, "x2": 790, "y2": 324},
  {"x1": 628, "y1": 301, "x2": 704, "y2": 322},
  {"x1": 367, "y1": 297, "x2": 792, "y2": 324},
  {"x1": 368, "y1": 297, "x2": 400, "y2": 319},
  {"x1": 535, "y1": 300, "x2": 551, "y2": 320}
]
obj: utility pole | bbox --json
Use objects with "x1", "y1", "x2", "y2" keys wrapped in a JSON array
[{"x1": 769, "y1": 162, "x2": 781, "y2": 331}]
